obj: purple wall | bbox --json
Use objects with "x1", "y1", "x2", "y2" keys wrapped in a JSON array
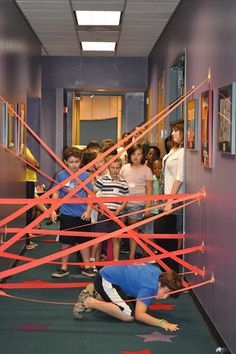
[
  {"x1": 0, "y1": 0, "x2": 41, "y2": 271},
  {"x1": 42, "y1": 56, "x2": 147, "y2": 91},
  {"x1": 148, "y1": 0, "x2": 236, "y2": 351}
]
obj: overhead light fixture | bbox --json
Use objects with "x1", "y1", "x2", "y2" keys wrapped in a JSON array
[
  {"x1": 75, "y1": 11, "x2": 121, "y2": 26},
  {"x1": 81, "y1": 41, "x2": 116, "y2": 51}
]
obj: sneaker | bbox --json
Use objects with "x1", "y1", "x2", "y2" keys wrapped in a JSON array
[
  {"x1": 73, "y1": 290, "x2": 91, "y2": 320},
  {"x1": 78, "y1": 289, "x2": 91, "y2": 303},
  {"x1": 51, "y1": 269, "x2": 70, "y2": 278},
  {"x1": 81, "y1": 267, "x2": 97, "y2": 278},
  {"x1": 26, "y1": 242, "x2": 37, "y2": 250},
  {"x1": 100, "y1": 253, "x2": 108, "y2": 261},
  {"x1": 73, "y1": 300, "x2": 85, "y2": 320},
  {"x1": 86, "y1": 283, "x2": 95, "y2": 297},
  {"x1": 90, "y1": 258, "x2": 98, "y2": 273}
]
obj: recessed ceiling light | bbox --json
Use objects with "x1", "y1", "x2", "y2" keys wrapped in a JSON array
[
  {"x1": 75, "y1": 11, "x2": 121, "y2": 26},
  {"x1": 81, "y1": 42, "x2": 116, "y2": 51}
]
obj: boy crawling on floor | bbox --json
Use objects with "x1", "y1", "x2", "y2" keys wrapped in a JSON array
[{"x1": 73, "y1": 264, "x2": 182, "y2": 331}]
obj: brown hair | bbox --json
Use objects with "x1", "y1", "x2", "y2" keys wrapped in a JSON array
[
  {"x1": 80, "y1": 149, "x2": 97, "y2": 168},
  {"x1": 159, "y1": 270, "x2": 183, "y2": 298},
  {"x1": 127, "y1": 143, "x2": 145, "y2": 164},
  {"x1": 172, "y1": 121, "x2": 184, "y2": 148},
  {"x1": 63, "y1": 146, "x2": 81, "y2": 161}
]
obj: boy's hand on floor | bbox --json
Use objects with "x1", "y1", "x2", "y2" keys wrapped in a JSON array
[{"x1": 161, "y1": 321, "x2": 179, "y2": 332}]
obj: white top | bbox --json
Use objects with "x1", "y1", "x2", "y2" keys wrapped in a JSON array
[{"x1": 163, "y1": 147, "x2": 184, "y2": 194}]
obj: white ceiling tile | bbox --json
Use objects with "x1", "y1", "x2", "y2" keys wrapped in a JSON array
[
  {"x1": 126, "y1": 3, "x2": 179, "y2": 12},
  {"x1": 15, "y1": 0, "x2": 180, "y2": 57},
  {"x1": 41, "y1": 38, "x2": 78, "y2": 45},
  {"x1": 22, "y1": 11, "x2": 72, "y2": 19},
  {"x1": 16, "y1": 2, "x2": 70, "y2": 11}
]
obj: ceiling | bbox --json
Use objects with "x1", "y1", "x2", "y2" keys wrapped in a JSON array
[{"x1": 15, "y1": 0, "x2": 181, "y2": 57}]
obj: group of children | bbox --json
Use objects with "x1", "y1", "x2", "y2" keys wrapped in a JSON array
[{"x1": 50, "y1": 139, "x2": 163, "y2": 278}]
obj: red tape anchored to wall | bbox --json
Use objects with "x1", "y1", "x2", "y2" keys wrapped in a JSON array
[{"x1": 0, "y1": 75, "x2": 209, "y2": 288}]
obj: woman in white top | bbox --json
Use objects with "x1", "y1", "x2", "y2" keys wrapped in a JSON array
[
  {"x1": 120, "y1": 143, "x2": 153, "y2": 259},
  {"x1": 163, "y1": 122, "x2": 184, "y2": 210},
  {"x1": 155, "y1": 121, "x2": 184, "y2": 272}
]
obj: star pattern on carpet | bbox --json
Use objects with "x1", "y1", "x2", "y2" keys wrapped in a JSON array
[
  {"x1": 15, "y1": 323, "x2": 49, "y2": 332},
  {"x1": 136, "y1": 331, "x2": 177, "y2": 343}
]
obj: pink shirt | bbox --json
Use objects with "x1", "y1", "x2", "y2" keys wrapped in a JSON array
[{"x1": 120, "y1": 163, "x2": 153, "y2": 204}]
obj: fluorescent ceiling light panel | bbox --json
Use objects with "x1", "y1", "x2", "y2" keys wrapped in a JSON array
[
  {"x1": 76, "y1": 11, "x2": 121, "y2": 26},
  {"x1": 81, "y1": 42, "x2": 116, "y2": 51}
]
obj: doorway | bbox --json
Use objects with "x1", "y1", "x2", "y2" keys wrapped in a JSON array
[
  {"x1": 71, "y1": 94, "x2": 122, "y2": 147},
  {"x1": 169, "y1": 51, "x2": 186, "y2": 126}
]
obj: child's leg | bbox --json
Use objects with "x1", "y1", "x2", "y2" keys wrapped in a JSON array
[
  {"x1": 80, "y1": 246, "x2": 91, "y2": 264},
  {"x1": 84, "y1": 297, "x2": 134, "y2": 322},
  {"x1": 90, "y1": 243, "x2": 101, "y2": 259},
  {"x1": 127, "y1": 216, "x2": 138, "y2": 259},
  {"x1": 61, "y1": 243, "x2": 71, "y2": 270},
  {"x1": 112, "y1": 238, "x2": 120, "y2": 261},
  {"x1": 82, "y1": 274, "x2": 134, "y2": 322}
]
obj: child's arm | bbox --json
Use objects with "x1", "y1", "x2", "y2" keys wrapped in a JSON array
[
  {"x1": 114, "y1": 201, "x2": 127, "y2": 216},
  {"x1": 50, "y1": 192, "x2": 60, "y2": 223},
  {"x1": 81, "y1": 200, "x2": 92, "y2": 220},
  {"x1": 144, "y1": 180, "x2": 153, "y2": 218},
  {"x1": 135, "y1": 301, "x2": 179, "y2": 331}
]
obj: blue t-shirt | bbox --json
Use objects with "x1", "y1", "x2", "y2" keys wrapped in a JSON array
[
  {"x1": 55, "y1": 169, "x2": 92, "y2": 217},
  {"x1": 100, "y1": 265, "x2": 161, "y2": 306}
]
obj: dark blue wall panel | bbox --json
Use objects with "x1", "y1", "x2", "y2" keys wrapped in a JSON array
[{"x1": 80, "y1": 118, "x2": 117, "y2": 145}]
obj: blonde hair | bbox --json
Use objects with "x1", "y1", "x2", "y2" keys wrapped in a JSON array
[{"x1": 105, "y1": 155, "x2": 122, "y2": 167}]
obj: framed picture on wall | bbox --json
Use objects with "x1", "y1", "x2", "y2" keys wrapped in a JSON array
[
  {"x1": 201, "y1": 89, "x2": 213, "y2": 168},
  {"x1": 19, "y1": 102, "x2": 26, "y2": 153},
  {"x1": 187, "y1": 99, "x2": 198, "y2": 150},
  {"x1": 7, "y1": 102, "x2": 21, "y2": 154},
  {"x1": 218, "y1": 83, "x2": 236, "y2": 154},
  {"x1": 0, "y1": 102, "x2": 8, "y2": 147},
  {"x1": 7, "y1": 102, "x2": 15, "y2": 149}
]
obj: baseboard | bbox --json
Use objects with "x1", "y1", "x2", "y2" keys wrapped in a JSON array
[{"x1": 190, "y1": 289, "x2": 232, "y2": 354}]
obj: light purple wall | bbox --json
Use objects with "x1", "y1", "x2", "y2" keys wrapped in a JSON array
[{"x1": 148, "y1": 0, "x2": 236, "y2": 351}]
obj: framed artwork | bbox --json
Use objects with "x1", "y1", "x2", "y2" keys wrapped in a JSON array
[
  {"x1": 218, "y1": 83, "x2": 236, "y2": 154},
  {"x1": 19, "y1": 102, "x2": 26, "y2": 152},
  {"x1": 187, "y1": 99, "x2": 198, "y2": 150},
  {"x1": 0, "y1": 102, "x2": 8, "y2": 147},
  {"x1": 201, "y1": 89, "x2": 213, "y2": 168},
  {"x1": 7, "y1": 103, "x2": 15, "y2": 148},
  {"x1": 8, "y1": 102, "x2": 22, "y2": 154}
]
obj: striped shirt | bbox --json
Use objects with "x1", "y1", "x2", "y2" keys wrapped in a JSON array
[{"x1": 94, "y1": 175, "x2": 129, "y2": 212}]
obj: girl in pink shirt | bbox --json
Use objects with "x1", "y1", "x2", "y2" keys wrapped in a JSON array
[{"x1": 120, "y1": 143, "x2": 153, "y2": 259}]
